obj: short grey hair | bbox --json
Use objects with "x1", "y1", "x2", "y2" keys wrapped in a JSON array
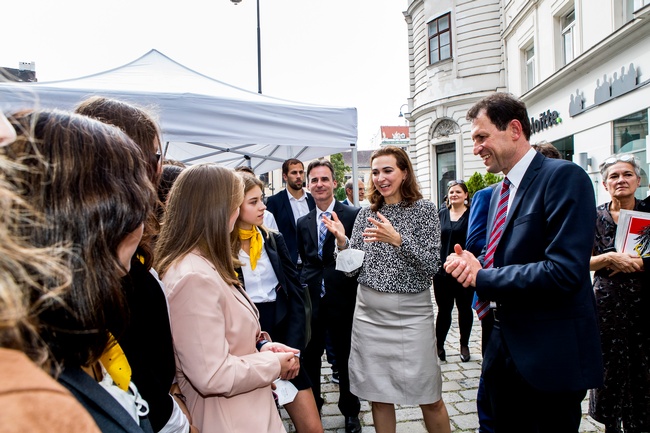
[{"x1": 599, "y1": 153, "x2": 642, "y2": 179}]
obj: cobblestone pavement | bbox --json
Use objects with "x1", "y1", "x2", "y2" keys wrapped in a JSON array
[{"x1": 281, "y1": 299, "x2": 606, "y2": 433}]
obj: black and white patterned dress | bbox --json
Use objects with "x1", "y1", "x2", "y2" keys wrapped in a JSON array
[
  {"x1": 347, "y1": 199, "x2": 443, "y2": 405},
  {"x1": 589, "y1": 201, "x2": 650, "y2": 431}
]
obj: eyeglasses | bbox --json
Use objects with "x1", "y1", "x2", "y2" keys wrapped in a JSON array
[
  {"x1": 155, "y1": 153, "x2": 162, "y2": 163},
  {"x1": 601, "y1": 154, "x2": 637, "y2": 168},
  {"x1": 447, "y1": 179, "x2": 465, "y2": 188}
]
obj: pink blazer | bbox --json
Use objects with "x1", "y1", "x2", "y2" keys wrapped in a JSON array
[{"x1": 162, "y1": 251, "x2": 285, "y2": 433}]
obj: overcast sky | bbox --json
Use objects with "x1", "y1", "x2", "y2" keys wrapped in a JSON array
[{"x1": 1, "y1": 0, "x2": 410, "y2": 150}]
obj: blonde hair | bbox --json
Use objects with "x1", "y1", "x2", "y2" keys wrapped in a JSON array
[
  {"x1": 0, "y1": 142, "x2": 71, "y2": 369},
  {"x1": 155, "y1": 164, "x2": 244, "y2": 285}
]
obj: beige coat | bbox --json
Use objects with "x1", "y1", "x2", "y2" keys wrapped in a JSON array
[
  {"x1": 0, "y1": 348, "x2": 101, "y2": 433},
  {"x1": 162, "y1": 251, "x2": 284, "y2": 433}
]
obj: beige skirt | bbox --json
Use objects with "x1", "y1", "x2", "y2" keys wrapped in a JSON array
[{"x1": 349, "y1": 284, "x2": 442, "y2": 405}]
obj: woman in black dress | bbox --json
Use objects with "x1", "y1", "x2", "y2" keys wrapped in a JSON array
[
  {"x1": 434, "y1": 180, "x2": 472, "y2": 362},
  {"x1": 589, "y1": 154, "x2": 650, "y2": 433}
]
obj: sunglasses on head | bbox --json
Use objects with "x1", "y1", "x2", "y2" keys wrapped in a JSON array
[
  {"x1": 602, "y1": 154, "x2": 636, "y2": 168},
  {"x1": 447, "y1": 179, "x2": 465, "y2": 188}
]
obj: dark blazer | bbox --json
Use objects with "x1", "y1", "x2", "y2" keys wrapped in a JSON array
[
  {"x1": 296, "y1": 201, "x2": 361, "y2": 319},
  {"x1": 59, "y1": 367, "x2": 154, "y2": 433},
  {"x1": 475, "y1": 152, "x2": 603, "y2": 392},
  {"x1": 266, "y1": 189, "x2": 316, "y2": 264},
  {"x1": 466, "y1": 185, "x2": 496, "y2": 257},
  {"x1": 237, "y1": 230, "x2": 307, "y2": 351}
]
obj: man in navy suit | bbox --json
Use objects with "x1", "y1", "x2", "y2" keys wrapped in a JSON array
[
  {"x1": 445, "y1": 93, "x2": 603, "y2": 431},
  {"x1": 297, "y1": 159, "x2": 362, "y2": 433},
  {"x1": 266, "y1": 158, "x2": 316, "y2": 267}
]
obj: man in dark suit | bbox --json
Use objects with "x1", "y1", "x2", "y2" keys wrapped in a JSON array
[
  {"x1": 341, "y1": 179, "x2": 366, "y2": 207},
  {"x1": 266, "y1": 158, "x2": 316, "y2": 266},
  {"x1": 445, "y1": 93, "x2": 603, "y2": 431},
  {"x1": 297, "y1": 159, "x2": 362, "y2": 433}
]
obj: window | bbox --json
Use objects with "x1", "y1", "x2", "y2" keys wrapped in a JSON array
[
  {"x1": 428, "y1": 13, "x2": 452, "y2": 65},
  {"x1": 561, "y1": 10, "x2": 575, "y2": 65},
  {"x1": 524, "y1": 44, "x2": 536, "y2": 91},
  {"x1": 436, "y1": 142, "x2": 456, "y2": 208},
  {"x1": 551, "y1": 136, "x2": 574, "y2": 161},
  {"x1": 613, "y1": 110, "x2": 648, "y2": 199}
]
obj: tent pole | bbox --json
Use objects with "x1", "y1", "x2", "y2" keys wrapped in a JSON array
[{"x1": 351, "y1": 144, "x2": 359, "y2": 206}]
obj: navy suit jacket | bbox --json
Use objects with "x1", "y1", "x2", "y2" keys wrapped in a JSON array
[
  {"x1": 266, "y1": 189, "x2": 315, "y2": 264},
  {"x1": 59, "y1": 367, "x2": 154, "y2": 433},
  {"x1": 466, "y1": 185, "x2": 496, "y2": 257},
  {"x1": 296, "y1": 201, "x2": 360, "y2": 319},
  {"x1": 476, "y1": 152, "x2": 603, "y2": 392},
  {"x1": 237, "y1": 231, "x2": 307, "y2": 351}
]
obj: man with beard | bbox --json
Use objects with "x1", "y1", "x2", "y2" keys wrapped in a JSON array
[{"x1": 266, "y1": 158, "x2": 316, "y2": 267}]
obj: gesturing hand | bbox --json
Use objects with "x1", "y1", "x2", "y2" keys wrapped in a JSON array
[
  {"x1": 362, "y1": 212, "x2": 402, "y2": 246},
  {"x1": 322, "y1": 211, "x2": 348, "y2": 247}
]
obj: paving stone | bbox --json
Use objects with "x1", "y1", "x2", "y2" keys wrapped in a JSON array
[
  {"x1": 283, "y1": 302, "x2": 605, "y2": 433},
  {"x1": 442, "y1": 380, "x2": 462, "y2": 391},
  {"x1": 395, "y1": 421, "x2": 427, "y2": 433},
  {"x1": 454, "y1": 401, "x2": 477, "y2": 414},
  {"x1": 451, "y1": 413, "x2": 479, "y2": 430}
]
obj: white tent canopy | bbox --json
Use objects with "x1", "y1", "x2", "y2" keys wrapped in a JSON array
[{"x1": 0, "y1": 49, "x2": 358, "y2": 173}]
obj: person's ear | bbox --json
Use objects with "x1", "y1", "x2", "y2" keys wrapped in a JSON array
[{"x1": 509, "y1": 119, "x2": 523, "y2": 141}]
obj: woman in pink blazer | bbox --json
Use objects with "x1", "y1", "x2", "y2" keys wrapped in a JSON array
[{"x1": 155, "y1": 164, "x2": 299, "y2": 433}]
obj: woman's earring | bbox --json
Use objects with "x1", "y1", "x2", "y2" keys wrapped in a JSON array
[{"x1": 464, "y1": 199, "x2": 469, "y2": 205}]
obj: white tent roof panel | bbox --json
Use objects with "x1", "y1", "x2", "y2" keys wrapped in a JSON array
[{"x1": 0, "y1": 49, "x2": 357, "y2": 173}]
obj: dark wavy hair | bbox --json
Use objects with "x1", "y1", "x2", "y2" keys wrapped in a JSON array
[
  {"x1": 3, "y1": 110, "x2": 156, "y2": 368},
  {"x1": 466, "y1": 92, "x2": 531, "y2": 141},
  {"x1": 367, "y1": 146, "x2": 422, "y2": 212},
  {"x1": 75, "y1": 96, "x2": 162, "y2": 268}
]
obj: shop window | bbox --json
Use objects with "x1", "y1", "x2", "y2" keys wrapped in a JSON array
[
  {"x1": 614, "y1": 110, "x2": 648, "y2": 199},
  {"x1": 428, "y1": 13, "x2": 452, "y2": 65},
  {"x1": 551, "y1": 136, "x2": 574, "y2": 161}
]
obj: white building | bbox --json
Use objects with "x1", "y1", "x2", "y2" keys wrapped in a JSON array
[
  {"x1": 404, "y1": 0, "x2": 505, "y2": 207},
  {"x1": 405, "y1": 0, "x2": 650, "y2": 205}
]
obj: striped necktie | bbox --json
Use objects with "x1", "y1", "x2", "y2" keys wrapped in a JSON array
[
  {"x1": 474, "y1": 178, "x2": 510, "y2": 320},
  {"x1": 318, "y1": 211, "x2": 331, "y2": 258},
  {"x1": 318, "y1": 211, "x2": 331, "y2": 297}
]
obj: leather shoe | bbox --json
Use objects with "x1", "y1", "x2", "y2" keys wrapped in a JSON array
[
  {"x1": 345, "y1": 416, "x2": 362, "y2": 433},
  {"x1": 437, "y1": 348, "x2": 446, "y2": 361},
  {"x1": 460, "y1": 345, "x2": 470, "y2": 362}
]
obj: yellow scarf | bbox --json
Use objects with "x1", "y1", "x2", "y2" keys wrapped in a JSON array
[
  {"x1": 239, "y1": 227, "x2": 263, "y2": 270},
  {"x1": 99, "y1": 333, "x2": 132, "y2": 391}
]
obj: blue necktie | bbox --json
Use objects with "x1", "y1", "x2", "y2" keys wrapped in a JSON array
[
  {"x1": 318, "y1": 211, "x2": 331, "y2": 297},
  {"x1": 318, "y1": 211, "x2": 331, "y2": 258}
]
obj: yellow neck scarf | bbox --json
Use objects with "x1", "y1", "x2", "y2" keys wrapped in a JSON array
[
  {"x1": 239, "y1": 227, "x2": 263, "y2": 270},
  {"x1": 99, "y1": 333, "x2": 132, "y2": 391}
]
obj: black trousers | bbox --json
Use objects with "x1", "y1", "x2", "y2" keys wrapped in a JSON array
[
  {"x1": 302, "y1": 291, "x2": 360, "y2": 417},
  {"x1": 433, "y1": 274, "x2": 474, "y2": 348},
  {"x1": 481, "y1": 325, "x2": 587, "y2": 433}
]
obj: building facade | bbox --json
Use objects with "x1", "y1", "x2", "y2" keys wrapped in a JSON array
[
  {"x1": 404, "y1": 0, "x2": 505, "y2": 207},
  {"x1": 406, "y1": 0, "x2": 650, "y2": 205}
]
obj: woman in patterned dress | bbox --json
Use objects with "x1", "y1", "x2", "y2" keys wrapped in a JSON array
[
  {"x1": 324, "y1": 146, "x2": 451, "y2": 433},
  {"x1": 589, "y1": 153, "x2": 650, "y2": 433}
]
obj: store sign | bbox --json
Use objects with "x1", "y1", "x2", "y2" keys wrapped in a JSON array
[
  {"x1": 530, "y1": 109, "x2": 562, "y2": 135},
  {"x1": 569, "y1": 62, "x2": 642, "y2": 117}
]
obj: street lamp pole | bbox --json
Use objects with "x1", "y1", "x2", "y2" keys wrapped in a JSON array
[
  {"x1": 231, "y1": 0, "x2": 262, "y2": 94},
  {"x1": 256, "y1": 0, "x2": 261, "y2": 94}
]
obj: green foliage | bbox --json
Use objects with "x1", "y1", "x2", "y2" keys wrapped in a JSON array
[
  {"x1": 330, "y1": 153, "x2": 350, "y2": 201},
  {"x1": 465, "y1": 171, "x2": 503, "y2": 197},
  {"x1": 484, "y1": 172, "x2": 503, "y2": 187}
]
